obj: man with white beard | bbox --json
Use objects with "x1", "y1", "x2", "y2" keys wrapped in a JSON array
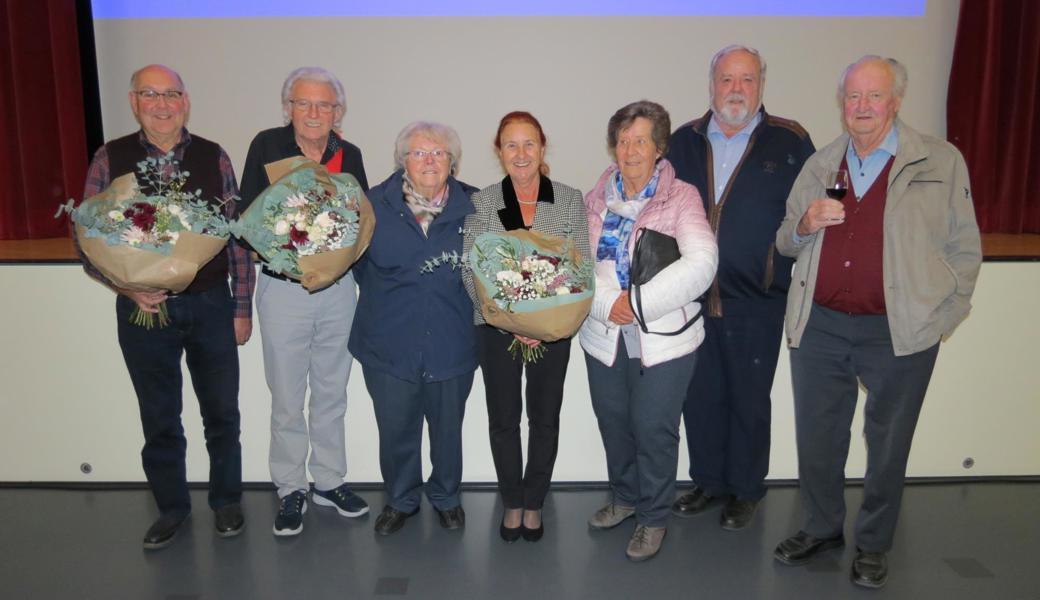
[{"x1": 666, "y1": 45, "x2": 815, "y2": 531}]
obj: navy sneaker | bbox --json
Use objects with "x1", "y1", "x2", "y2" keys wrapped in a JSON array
[
  {"x1": 273, "y1": 490, "x2": 307, "y2": 536},
  {"x1": 313, "y1": 484, "x2": 370, "y2": 518}
]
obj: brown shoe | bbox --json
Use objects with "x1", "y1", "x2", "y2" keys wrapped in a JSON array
[
  {"x1": 588, "y1": 503, "x2": 635, "y2": 530},
  {"x1": 625, "y1": 525, "x2": 666, "y2": 562}
]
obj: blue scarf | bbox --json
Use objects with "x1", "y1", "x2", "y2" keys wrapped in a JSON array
[{"x1": 595, "y1": 164, "x2": 661, "y2": 289}]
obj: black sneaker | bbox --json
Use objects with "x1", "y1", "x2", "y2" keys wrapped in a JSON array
[
  {"x1": 273, "y1": 490, "x2": 307, "y2": 537},
  {"x1": 313, "y1": 484, "x2": 369, "y2": 517}
]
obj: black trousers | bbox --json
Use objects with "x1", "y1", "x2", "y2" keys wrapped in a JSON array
[
  {"x1": 476, "y1": 325, "x2": 570, "y2": 510},
  {"x1": 682, "y1": 309, "x2": 785, "y2": 501},
  {"x1": 790, "y1": 304, "x2": 939, "y2": 552}
]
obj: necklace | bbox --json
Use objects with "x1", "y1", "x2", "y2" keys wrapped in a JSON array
[{"x1": 517, "y1": 198, "x2": 537, "y2": 205}]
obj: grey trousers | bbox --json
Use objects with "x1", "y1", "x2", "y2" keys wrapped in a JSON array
[
  {"x1": 790, "y1": 304, "x2": 939, "y2": 552},
  {"x1": 257, "y1": 272, "x2": 356, "y2": 498},
  {"x1": 585, "y1": 340, "x2": 697, "y2": 528}
]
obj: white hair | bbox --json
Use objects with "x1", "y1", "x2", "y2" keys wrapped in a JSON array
[
  {"x1": 280, "y1": 66, "x2": 347, "y2": 130},
  {"x1": 393, "y1": 121, "x2": 463, "y2": 177},
  {"x1": 708, "y1": 44, "x2": 766, "y2": 97},
  {"x1": 837, "y1": 55, "x2": 909, "y2": 104}
]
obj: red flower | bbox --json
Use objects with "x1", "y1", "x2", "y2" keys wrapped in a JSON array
[{"x1": 289, "y1": 226, "x2": 309, "y2": 246}]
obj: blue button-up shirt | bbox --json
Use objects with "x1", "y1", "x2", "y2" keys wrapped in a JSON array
[
  {"x1": 846, "y1": 126, "x2": 899, "y2": 200},
  {"x1": 707, "y1": 111, "x2": 761, "y2": 203}
]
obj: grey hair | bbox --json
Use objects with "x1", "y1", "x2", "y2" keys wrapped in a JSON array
[
  {"x1": 607, "y1": 100, "x2": 671, "y2": 159},
  {"x1": 393, "y1": 121, "x2": 463, "y2": 176},
  {"x1": 280, "y1": 66, "x2": 347, "y2": 130},
  {"x1": 708, "y1": 44, "x2": 766, "y2": 96},
  {"x1": 129, "y1": 64, "x2": 185, "y2": 91},
  {"x1": 837, "y1": 55, "x2": 908, "y2": 103}
]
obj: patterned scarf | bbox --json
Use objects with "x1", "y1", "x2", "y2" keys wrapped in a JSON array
[
  {"x1": 595, "y1": 163, "x2": 662, "y2": 289},
  {"x1": 402, "y1": 173, "x2": 449, "y2": 235}
]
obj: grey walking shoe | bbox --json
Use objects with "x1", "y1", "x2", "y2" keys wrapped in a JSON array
[
  {"x1": 588, "y1": 503, "x2": 636, "y2": 530},
  {"x1": 625, "y1": 525, "x2": 666, "y2": 562}
]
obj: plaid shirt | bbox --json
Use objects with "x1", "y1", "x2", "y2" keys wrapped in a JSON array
[{"x1": 79, "y1": 129, "x2": 255, "y2": 318}]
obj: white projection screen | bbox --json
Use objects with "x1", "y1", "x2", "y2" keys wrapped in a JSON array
[{"x1": 12, "y1": 0, "x2": 1033, "y2": 485}]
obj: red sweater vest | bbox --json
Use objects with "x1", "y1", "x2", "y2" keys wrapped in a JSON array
[{"x1": 813, "y1": 156, "x2": 894, "y2": 315}]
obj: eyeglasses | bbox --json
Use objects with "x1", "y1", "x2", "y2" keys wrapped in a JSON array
[
  {"x1": 288, "y1": 99, "x2": 339, "y2": 114},
  {"x1": 844, "y1": 91, "x2": 888, "y2": 104},
  {"x1": 133, "y1": 89, "x2": 185, "y2": 102},
  {"x1": 406, "y1": 149, "x2": 450, "y2": 161}
]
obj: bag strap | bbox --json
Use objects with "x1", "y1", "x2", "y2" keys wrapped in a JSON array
[{"x1": 630, "y1": 283, "x2": 702, "y2": 336}]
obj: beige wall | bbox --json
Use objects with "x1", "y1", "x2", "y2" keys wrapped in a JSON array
[{"x1": 6, "y1": 1, "x2": 1035, "y2": 484}]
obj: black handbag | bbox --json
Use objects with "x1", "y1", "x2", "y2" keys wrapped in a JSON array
[{"x1": 628, "y1": 227, "x2": 703, "y2": 336}]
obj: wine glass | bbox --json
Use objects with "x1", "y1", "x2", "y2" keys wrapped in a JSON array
[{"x1": 825, "y1": 169, "x2": 850, "y2": 201}]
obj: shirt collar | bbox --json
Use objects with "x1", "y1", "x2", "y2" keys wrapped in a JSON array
[
  {"x1": 707, "y1": 110, "x2": 761, "y2": 141},
  {"x1": 136, "y1": 128, "x2": 191, "y2": 154},
  {"x1": 279, "y1": 123, "x2": 341, "y2": 161},
  {"x1": 847, "y1": 125, "x2": 899, "y2": 163}
]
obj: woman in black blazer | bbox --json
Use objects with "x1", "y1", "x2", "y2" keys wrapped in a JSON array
[{"x1": 463, "y1": 111, "x2": 590, "y2": 542}]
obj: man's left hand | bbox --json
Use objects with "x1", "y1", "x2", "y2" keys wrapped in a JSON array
[{"x1": 234, "y1": 317, "x2": 252, "y2": 345}]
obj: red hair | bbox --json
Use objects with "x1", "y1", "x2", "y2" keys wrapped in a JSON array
[{"x1": 494, "y1": 111, "x2": 550, "y2": 175}]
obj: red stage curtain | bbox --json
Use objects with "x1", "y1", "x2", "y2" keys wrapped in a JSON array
[
  {"x1": 0, "y1": 0, "x2": 87, "y2": 240},
  {"x1": 947, "y1": 0, "x2": 1040, "y2": 234}
]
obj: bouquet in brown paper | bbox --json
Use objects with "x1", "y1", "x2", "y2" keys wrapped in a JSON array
[
  {"x1": 424, "y1": 230, "x2": 594, "y2": 362},
  {"x1": 230, "y1": 156, "x2": 373, "y2": 292},
  {"x1": 57, "y1": 153, "x2": 231, "y2": 327}
]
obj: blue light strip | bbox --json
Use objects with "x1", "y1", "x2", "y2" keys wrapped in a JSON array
[{"x1": 91, "y1": 0, "x2": 926, "y2": 19}]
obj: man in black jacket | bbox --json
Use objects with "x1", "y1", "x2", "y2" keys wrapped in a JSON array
[{"x1": 667, "y1": 45, "x2": 815, "y2": 530}]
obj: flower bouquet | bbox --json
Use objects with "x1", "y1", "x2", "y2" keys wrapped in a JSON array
[
  {"x1": 231, "y1": 156, "x2": 374, "y2": 292},
  {"x1": 470, "y1": 230, "x2": 594, "y2": 361},
  {"x1": 59, "y1": 154, "x2": 231, "y2": 327}
]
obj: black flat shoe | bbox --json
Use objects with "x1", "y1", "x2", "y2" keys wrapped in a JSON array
[
  {"x1": 851, "y1": 548, "x2": 888, "y2": 588},
  {"x1": 521, "y1": 523, "x2": 544, "y2": 542},
  {"x1": 500, "y1": 519, "x2": 522, "y2": 542},
  {"x1": 374, "y1": 505, "x2": 419, "y2": 536},
  {"x1": 143, "y1": 512, "x2": 189, "y2": 550},
  {"x1": 773, "y1": 531, "x2": 845, "y2": 565}
]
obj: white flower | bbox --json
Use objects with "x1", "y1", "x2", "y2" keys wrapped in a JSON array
[
  {"x1": 107, "y1": 210, "x2": 125, "y2": 222},
  {"x1": 294, "y1": 221, "x2": 307, "y2": 231},
  {"x1": 496, "y1": 270, "x2": 523, "y2": 286},
  {"x1": 555, "y1": 286, "x2": 571, "y2": 295},
  {"x1": 314, "y1": 212, "x2": 333, "y2": 229},
  {"x1": 284, "y1": 193, "x2": 308, "y2": 208},
  {"x1": 121, "y1": 226, "x2": 146, "y2": 245},
  {"x1": 274, "y1": 220, "x2": 290, "y2": 235},
  {"x1": 167, "y1": 204, "x2": 182, "y2": 216}
]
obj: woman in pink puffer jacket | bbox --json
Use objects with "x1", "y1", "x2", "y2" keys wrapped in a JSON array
[{"x1": 580, "y1": 100, "x2": 717, "y2": 563}]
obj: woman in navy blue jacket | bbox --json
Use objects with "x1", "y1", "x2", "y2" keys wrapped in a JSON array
[{"x1": 349, "y1": 121, "x2": 478, "y2": 536}]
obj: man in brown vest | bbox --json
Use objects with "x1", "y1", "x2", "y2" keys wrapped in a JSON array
[
  {"x1": 80, "y1": 64, "x2": 255, "y2": 550},
  {"x1": 773, "y1": 56, "x2": 981, "y2": 588}
]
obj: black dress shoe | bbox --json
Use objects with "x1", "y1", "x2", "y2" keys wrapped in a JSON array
[
  {"x1": 500, "y1": 520, "x2": 522, "y2": 543},
  {"x1": 521, "y1": 523, "x2": 544, "y2": 542},
  {"x1": 436, "y1": 506, "x2": 466, "y2": 530},
  {"x1": 773, "y1": 531, "x2": 845, "y2": 565},
  {"x1": 851, "y1": 549, "x2": 888, "y2": 588},
  {"x1": 720, "y1": 498, "x2": 758, "y2": 531},
  {"x1": 374, "y1": 505, "x2": 419, "y2": 536},
  {"x1": 214, "y1": 503, "x2": 244, "y2": 537},
  {"x1": 671, "y1": 486, "x2": 716, "y2": 517},
  {"x1": 143, "y1": 512, "x2": 189, "y2": 550}
]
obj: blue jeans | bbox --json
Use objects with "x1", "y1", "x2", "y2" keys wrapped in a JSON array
[
  {"x1": 586, "y1": 340, "x2": 697, "y2": 527},
  {"x1": 116, "y1": 283, "x2": 242, "y2": 516}
]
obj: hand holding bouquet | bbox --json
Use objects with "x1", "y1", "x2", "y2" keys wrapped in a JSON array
[
  {"x1": 470, "y1": 230, "x2": 594, "y2": 362},
  {"x1": 231, "y1": 157, "x2": 374, "y2": 291},
  {"x1": 58, "y1": 153, "x2": 231, "y2": 327}
]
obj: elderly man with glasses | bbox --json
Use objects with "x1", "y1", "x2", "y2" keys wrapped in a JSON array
[
  {"x1": 79, "y1": 64, "x2": 255, "y2": 550},
  {"x1": 238, "y1": 66, "x2": 370, "y2": 537}
]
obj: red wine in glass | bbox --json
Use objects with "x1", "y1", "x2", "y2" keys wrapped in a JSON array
[{"x1": 826, "y1": 169, "x2": 849, "y2": 200}]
